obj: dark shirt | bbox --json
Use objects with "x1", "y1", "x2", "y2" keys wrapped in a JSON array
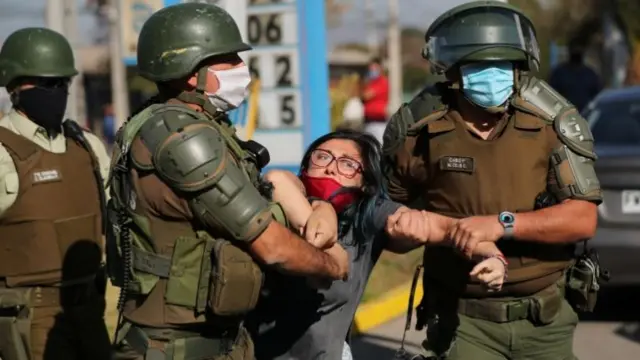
[{"x1": 248, "y1": 199, "x2": 402, "y2": 360}]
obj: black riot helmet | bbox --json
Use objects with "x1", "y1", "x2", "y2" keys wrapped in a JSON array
[{"x1": 422, "y1": 1, "x2": 540, "y2": 74}]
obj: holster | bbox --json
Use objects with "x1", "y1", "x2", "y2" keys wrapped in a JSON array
[
  {"x1": 0, "y1": 288, "x2": 32, "y2": 360},
  {"x1": 565, "y1": 257, "x2": 600, "y2": 313}
]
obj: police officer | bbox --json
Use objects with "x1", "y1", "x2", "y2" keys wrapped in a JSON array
[
  {"x1": 0, "y1": 28, "x2": 112, "y2": 360},
  {"x1": 107, "y1": 3, "x2": 348, "y2": 360},
  {"x1": 383, "y1": 2, "x2": 602, "y2": 359}
]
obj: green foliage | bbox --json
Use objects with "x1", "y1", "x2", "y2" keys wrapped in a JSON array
[{"x1": 402, "y1": 65, "x2": 431, "y2": 93}]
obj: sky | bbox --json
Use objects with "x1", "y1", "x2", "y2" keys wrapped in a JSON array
[{"x1": 0, "y1": 0, "x2": 472, "y2": 47}]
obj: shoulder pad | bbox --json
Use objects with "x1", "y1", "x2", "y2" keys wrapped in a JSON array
[
  {"x1": 407, "y1": 108, "x2": 448, "y2": 137},
  {"x1": 554, "y1": 109, "x2": 596, "y2": 160},
  {"x1": 382, "y1": 103, "x2": 414, "y2": 157},
  {"x1": 137, "y1": 104, "x2": 211, "y2": 158},
  {"x1": 144, "y1": 111, "x2": 227, "y2": 193},
  {"x1": 117, "y1": 103, "x2": 165, "y2": 153},
  {"x1": 408, "y1": 83, "x2": 448, "y2": 119},
  {"x1": 516, "y1": 76, "x2": 572, "y2": 123},
  {"x1": 382, "y1": 83, "x2": 447, "y2": 157}
]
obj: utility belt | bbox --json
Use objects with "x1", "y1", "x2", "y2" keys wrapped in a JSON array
[
  {"x1": 412, "y1": 248, "x2": 609, "y2": 330},
  {"x1": 0, "y1": 276, "x2": 104, "y2": 360},
  {"x1": 0, "y1": 276, "x2": 102, "y2": 310},
  {"x1": 454, "y1": 282, "x2": 564, "y2": 324},
  {"x1": 117, "y1": 321, "x2": 241, "y2": 360}
]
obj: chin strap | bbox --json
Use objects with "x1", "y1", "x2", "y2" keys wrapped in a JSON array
[{"x1": 176, "y1": 66, "x2": 223, "y2": 119}]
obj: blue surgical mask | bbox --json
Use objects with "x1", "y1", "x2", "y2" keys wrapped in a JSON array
[
  {"x1": 368, "y1": 69, "x2": 380, "y2": 79},
  {"x1": 460, "y1": 62, "x2": 514, "y2": 108}
]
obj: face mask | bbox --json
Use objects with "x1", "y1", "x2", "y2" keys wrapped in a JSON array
[
  {"x1": 460, "y1": 62, "x2": 514, "y2": 108},
  {"x1": 368, "y1": 69, "x2": 380, "y2": 79},
  {"x1": 300, "y1": 172, "x2": 360, "y2": 213},
  {"x1": 15, "y1": 87, "x2": 68, "y2": 133},
  {"x1": 206, "y1": 65, "x2": 251, "y2": 112}
]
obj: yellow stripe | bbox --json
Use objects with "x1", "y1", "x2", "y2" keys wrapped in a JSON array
[
  {"x1": 352, "y1": 276, "x2": 423, "y2": 334},
  {"x1": 245, "y1": 79, "x2": 261, "y2": 140}
]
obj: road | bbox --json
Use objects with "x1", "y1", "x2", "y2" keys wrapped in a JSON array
[{"x1": 352, "y1": 287, "x2": 640, "y2": 359}]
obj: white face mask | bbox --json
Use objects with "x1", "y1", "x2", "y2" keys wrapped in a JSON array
[{"x1": 206, "y1": 65, "x2": 251, "y2": 112}]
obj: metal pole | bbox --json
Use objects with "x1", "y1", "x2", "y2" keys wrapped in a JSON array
[
  {"x1": 364, "y1": 0, "x2": 378, "y2": 55},
  {"x1": 108, "y1": 0, "x2": 130, "y2": 130},
  {"x1": 62, "y1": 0, "x2": 84, "y2": 126},
  {"x1": 46, "y1": 0, "x2": 79, "y2": 121},
  {"x1": 387, "y1": 0, "x2": 403, "y2": 112},
  {"x1": 45, "y1": 0, "x2": 65, "y2": 34}
]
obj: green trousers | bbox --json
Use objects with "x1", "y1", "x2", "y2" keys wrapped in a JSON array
[{"x1": 422, "y1": 299, "x2": 579, "y2": 360}]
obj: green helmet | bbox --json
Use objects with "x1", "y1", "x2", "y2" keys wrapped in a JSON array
[
  {"x1": 422, "y1": 1, "x2": 540, "y2": 73},
  {"x1": 137, "y1": 3, "x2": 252, "y2": 82},
  {"x1": 0, "y1": 27, "x2": 78, "y2": 87}
]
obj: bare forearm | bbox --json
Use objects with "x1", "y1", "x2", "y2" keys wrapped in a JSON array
[
  {"x1": 266, "y1": 171, "x2": 311, "y2": 230},
  {"x1": 425, "y1": 211, "x2": 458, "y2": 244},
  {"x1": 385, "y1": 211, "x2": 457, "y2": 253},
  {"x1": 250, "y1": 222, "x2": 344, "y2": 279},
  {"x1": 471, "y1": 242, "x2": 502, "y2": 260},
  {"x1": 513, "y1": 199, "x2": 597, "y2": 244},
  {"x1": 272, "y1": 239, "x2": 343, "y2": 279},
  {"x1": 276, "y1": 196, "x2": 311, "y2": 231}
]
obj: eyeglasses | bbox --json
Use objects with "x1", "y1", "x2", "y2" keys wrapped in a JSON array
[{"x1": 309, "y1": 149, "x2": 362, "y2": 178}]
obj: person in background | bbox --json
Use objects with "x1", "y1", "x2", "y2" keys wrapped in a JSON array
[
  {"x1": 361, "y1": 58, "x2": 389, "y2": 143},
  {"x1": 102, "y1": 103, "x2": 116, "y2": 148},
  {"x1": 0, "y1": 27, "x2": 112, "y2": 360},
  {"x1": 549, "y1": 41, "x2": 602, "y2": 112},
  {"x1": 339, "y1": 77, "x2": 365, "y2": 132}
]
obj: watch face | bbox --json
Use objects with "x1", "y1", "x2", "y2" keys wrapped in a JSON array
[{"x1": 500, "y1": 212, "x2": 515, "y2": 225}]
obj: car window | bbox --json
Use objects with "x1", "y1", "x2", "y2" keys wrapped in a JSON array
[{"x1": 585, "y1": 98, "x2": 640, "y2": 145}]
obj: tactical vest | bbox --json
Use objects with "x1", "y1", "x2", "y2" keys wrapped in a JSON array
[
  {"x1": 107, "y1": 102, "x2": 285, "y2": 327},
  {"x1": 0, "y1": 128, "x2": 102, "y2": 287},
  {"x1": 413, "y1": 107, "x2": 574, "y2": 297}
]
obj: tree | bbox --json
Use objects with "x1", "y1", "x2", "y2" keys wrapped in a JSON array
[{"x1": 510, "y1": 0, "x2": 640, "y2": 85}]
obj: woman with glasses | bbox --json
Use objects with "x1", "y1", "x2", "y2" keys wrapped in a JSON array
[{"x1": 248, "y1": 130, "x2": 508, "y2": 360}]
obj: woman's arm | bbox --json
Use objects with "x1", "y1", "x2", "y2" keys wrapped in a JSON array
[{"x1": 264, "y1": 170, "x2": 312, "y2": 234}]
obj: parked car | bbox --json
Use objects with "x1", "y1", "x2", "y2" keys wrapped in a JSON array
[{"x1": 582, "y1": 86, "x2": 640, "y2": 286}]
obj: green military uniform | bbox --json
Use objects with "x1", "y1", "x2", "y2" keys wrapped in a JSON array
[
  {"x1": 0, "y1": 28, "x2": 112, "y2": 360},
  {"x1": 383, "y1": 2, "x2": 602, "y2": 359},
  {"x1": 106, "y1": 3, "x2": 280, "y2": 360}
]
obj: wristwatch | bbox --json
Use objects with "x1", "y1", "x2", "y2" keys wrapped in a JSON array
[{"x1": 498, "y1": 211, "x2": 515, "y2": 240}]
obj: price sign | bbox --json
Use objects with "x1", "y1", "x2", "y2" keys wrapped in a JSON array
[{"x1": 245, "y1": 2, "x2": 301, "y2": 130}]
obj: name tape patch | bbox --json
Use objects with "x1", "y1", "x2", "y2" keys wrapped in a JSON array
[
  {"x1": 33, "y1": 169, "x2": 61, "y2": 184},
  {"x1": 439, "y1": 156, "x2": 475, "y2": 173}
]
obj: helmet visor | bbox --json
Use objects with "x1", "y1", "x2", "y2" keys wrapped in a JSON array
[{"x1": 426, "y1": 12, "x2": 540, "y2": 72}]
